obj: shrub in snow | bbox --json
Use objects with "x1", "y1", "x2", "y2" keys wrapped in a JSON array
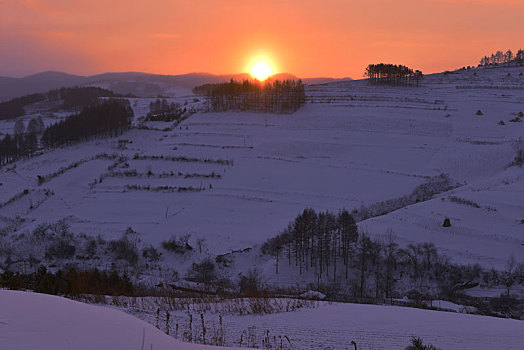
[
  {"x1": 238, "y1": 269, "x2": 263, "y2": 296},
  {"x1": 142, "y1": 245, "x2": 162, "y2": 261},
  {"x1": 508, "y1": 138, "x2": 524, "y2": 167},
  {"x1": 45, "y1": 239, "x2": 76, "y2": 260},
  {"x1": 488, "y1": 295, "x2": 523, "y2": 319},
  {"x1": 475, "y1": 109, "x2": 483, "y2": 116},
  {"x1": 161, "y1": 234, "x2": 193, "y2": 254},
  {"x1": 84, "y1": 238, "x2": 98, "y2": 259},
  {"x1": 449, "y1": 196, "x2": 480, "y2": 208},
  {"x1": 405, "y1": 336, "x2": 440, "y2": 350},
  {"x1": 442, "y1": 218, "x2": 451, "y2": 227},
  {"x1": 109, "y1": 234, "x2": 139, "y2": 265},
  {"x1": 187, "y1": 258, "x2": 217, "y2": 283}
]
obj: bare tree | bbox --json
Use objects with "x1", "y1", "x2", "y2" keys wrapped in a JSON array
[
  {"x1": 14, "y1": 119, "x2": 25, "y2": 135},
  {"x1": 357, "y1": 233, "x2": 372, "y2": 297},
  {"x1": 502, "y1": 254, "x2": 518, "y2": 296},
  {"x1": 384, "y1": 230, "x2": 398, "y2": 303}
]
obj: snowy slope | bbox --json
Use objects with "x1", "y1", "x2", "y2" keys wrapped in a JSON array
[
  {"x1": 0, "y1": 289, "x2": 236, "y2": 350},
  {"x1": 195, "y1": 302, "x2": 524, "y2": 350},
  {"x1": 2, "y1": 290, "x2": 523, "y2": 350},
  {"x1": 0, "y1": 65, "x2": 523, "y2": 269}
]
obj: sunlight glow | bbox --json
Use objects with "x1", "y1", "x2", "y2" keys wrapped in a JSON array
[{"x1": 250, "y1": 61, "x2": 273, "y2": 80}]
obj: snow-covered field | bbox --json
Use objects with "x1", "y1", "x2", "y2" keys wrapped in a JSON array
[
  {"x1": 166, "y1": 301, "x2": 524, "y2": 350},
  {"x1": 1, "y1": 65, "x2": 523, "y2": 271},
  {"x1": 0, "y1": 289, "x2": 234, "y2": 350},
  {"x1": 2, "y1": 64, "x2": 524, "y2": 350},
  {"x1": 2, "y1": 290, "x2": 524, "y2": 350}
]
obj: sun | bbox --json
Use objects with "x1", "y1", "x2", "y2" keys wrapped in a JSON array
[{"x1": 250, "y1": 61, "x2": 272, "y2": 81}]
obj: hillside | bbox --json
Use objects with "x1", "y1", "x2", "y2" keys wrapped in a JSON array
[
  {"x1": 0, "y1": 65, "x2": 523, "y2": 307},
  {"x1": 0, "y1": 290, "x2": 234, "y2": 350},
  {"x1": 1, "y1": 63, "x2": 524, "y2": 348},
  {"x1": 2, "y1": 65, "x2": 523, "y2": 264},
  {"x1": 0, "y1": 71, "x2": 351, "y2": 102},
  {"x1": 1, "y1": 290, "x2": 524, "y2": 350}
]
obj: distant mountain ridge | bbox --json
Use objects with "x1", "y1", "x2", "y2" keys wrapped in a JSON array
[{"x1": 0, "y1": 71, "x2": 352, "y2": 101}]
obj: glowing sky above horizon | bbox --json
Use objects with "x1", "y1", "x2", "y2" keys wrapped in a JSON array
[{"x1": 1, "y1": 0, "x2": 523, "y2": 78}]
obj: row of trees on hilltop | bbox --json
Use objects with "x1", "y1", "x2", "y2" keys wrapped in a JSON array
[
  {"x1": 41, "y1": 99, "x2": 133, "y2": 148},
  {"x1": 479, "y1": 49, "x2": 524, "y2": 66},
  {"x1": 364, "y1": 64, "x2": 423, "y2": 86},
  {"x1": 193, "y1": 79, "x2": 306, "y2": 113}
]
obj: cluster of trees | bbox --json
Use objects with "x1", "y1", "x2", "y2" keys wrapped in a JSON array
[
  {"x1": 0, "y1": 220, "x2": 144, "y2": 275},
  {"x1": 0, "y1": 267, "x2": 134, "y2": 296},
  {"x1": 11, "y1": 116, "x2": 46, "y2": 136},
  {"x1": 50, "y1": 86, "x2": 127, "y2": 110},
  {"x1": 149, "y1": 98, "x2": 179, "y2": 114},
  {"x1": 0, "y1": 116, "x2": 46, "y2": 166},
  {"x1": 0, "y1": 133, "x2": 38, "y2": 165},
  {"x1": 479, "y1": 49, "x2": 524, "y2": 66},
  {"x1": 262, "y1": 208, "x2": 359, "y2": 280},
  {"x1": 364, "y1": 64, "x2": 423, "y2": 86},
  {"x1": 0, "y1": 93, "x2": 43, "y2": 120},
  {"x1": 145, "y1": 98, "x2": 185, "y2": 122},
  {"x1": 1, "y1": 98, "x2": 134, "y2": 166},
  {"x1": 0, "y1": 86, "x2": 126, "y2": 120},
  {"x1": 193, "y1": 79, "x2": 306, "y2": 113},
  {"x1": 262, "y1": 208, "x2": 524, "y2": 302},
  {"x1": 41, "y1": 99, "x2": 134, "y2": 148}
]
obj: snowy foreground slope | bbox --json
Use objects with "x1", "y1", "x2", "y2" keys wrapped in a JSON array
[
  {"x1": 0, "y1": 64, "x2": 523, "y2": 271},
  {"x1": 1, "y1": 290, "x2": 524, "y2": 350},
  {"x1": 0, "y1": 290, "x2": 236, "y2": 350}
]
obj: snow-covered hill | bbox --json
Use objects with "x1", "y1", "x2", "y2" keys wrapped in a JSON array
[
  {"x1": 1, "y1": 290, "x2": 524, "y2": 350},
  {"x1": 0, "y1": 71, "x2": 352, "y2": 102},
  {"x1": 2, "y1": 65, "x2": 523, "y2": 271},
  {"x1": 1, "y1": 64, "x2": 524, "y2": 349},
  {"x1": 0, "y1": 289, "x2": 238, "y2": 350}
]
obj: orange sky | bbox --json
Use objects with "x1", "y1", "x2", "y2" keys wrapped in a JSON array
[{"x1": 1, "y1": 0, "x2": 523, "y2": 78}]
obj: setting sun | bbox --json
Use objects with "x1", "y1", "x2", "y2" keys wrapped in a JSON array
[{"x1": 250, "y1": 61, "x2": 272, "y2": 81}]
